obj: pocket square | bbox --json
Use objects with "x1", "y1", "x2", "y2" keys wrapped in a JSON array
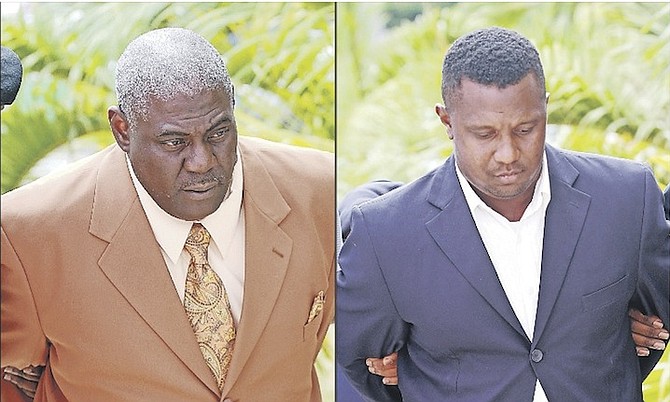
[{"x1": 307, "y1": 290, "x2": 325, "y2": 324}]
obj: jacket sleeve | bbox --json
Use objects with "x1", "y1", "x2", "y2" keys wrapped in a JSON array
[
  {"x1": 1, "y1": 378, "x2": 33, "y2": 402},
  {"x1": 1, "y1": 226, "x2": 49, "y2": 371},
  {"x1": 634, "y1": 169, "x2": 670, "y2": 378},
  {"x1": 336, "y1": 206, "x2": 407, "y2": 402}
]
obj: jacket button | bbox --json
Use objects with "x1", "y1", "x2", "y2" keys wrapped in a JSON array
[{"x1": 531, "y1": 349, "x2": 544, "y2": 363}]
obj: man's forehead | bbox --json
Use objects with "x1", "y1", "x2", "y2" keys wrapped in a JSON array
[
  {"x1": 147, "y1": 88, "x2": 231, "y2": 106},
  {"x1": 459, "y1": 73, "x2": 540, "y2": 90},
  {"x1": 453, "y1": 75, "x2": 544, "y2": 102},
  {"x1": 143, "y1": 90, "x2": 232, "y2": 114},
  {"x1": 129, "y1": 92, "x2": 234, "y2": 132}
]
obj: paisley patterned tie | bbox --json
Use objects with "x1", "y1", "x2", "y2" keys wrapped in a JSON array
[{"x1": 183, "y1": 223, "x2": 235, "y2": 391}]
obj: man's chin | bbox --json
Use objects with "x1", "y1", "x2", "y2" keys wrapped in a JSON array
[
  {"x1": 167, "y1": 193, "x2": 226, "y2": 221},
  {"x1": 487, "y1": 183, "x2": 533, "y2": 200}
]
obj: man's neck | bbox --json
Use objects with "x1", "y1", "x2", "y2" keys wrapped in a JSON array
[{"x1": 475, "y1": 186, "x2": 534, "y2": 222}]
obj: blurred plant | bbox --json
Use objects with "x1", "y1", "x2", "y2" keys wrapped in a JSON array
[
  {"x1": 337, "y1": 4, "x2": 669, "y2": 399},
  {"x1": 1, "y1": 3, "x2": 334, "y2": 400},
  {"x1": 1, "y1": 2, "x2": 333, "y2": 193},
  {"x1": 337, "y1": 3, "x2": 669, "y2": 201}
]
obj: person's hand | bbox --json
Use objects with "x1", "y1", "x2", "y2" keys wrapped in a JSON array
[
  {"x1": 629, "y1": 308, "x2": 669, "y2": 356},
  {"x1": 366, "y1": 352, "x2": 398, "y2": 385},
  {"x1": 2, "y1": 365, "x2": 43, "y2": 399},
  {"x1": 361, "y1": 309, "x2": 668, "y2": 385}
]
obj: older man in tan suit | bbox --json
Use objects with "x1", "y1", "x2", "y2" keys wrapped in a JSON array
[{"x1": 1, "y1": 28, "x2": 334, "y2": 401}]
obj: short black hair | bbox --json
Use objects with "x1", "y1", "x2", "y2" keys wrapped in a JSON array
[{"x1": 441, "y1": 27, "x2": 545, "y2": 110}]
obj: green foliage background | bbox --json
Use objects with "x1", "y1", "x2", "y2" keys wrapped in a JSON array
[
  {"x1": 1, "y1": 2, "x2": 334, "y2": 193},
  {"x1": 2, "y1": 2, "x2": 669, "y2": 401},
  {"x1": 1, "y1": 2, "x2": 334, "y2": 400},
  {"x1": 337, "y1": 3, "x2": 669, "y2": 401},
  {"x1": 338, "y1": 3, "x2": 669, "y2": 199}
]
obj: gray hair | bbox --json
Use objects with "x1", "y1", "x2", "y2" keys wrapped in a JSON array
[
  {"x1": 115, "y1": 27, "x2": 234, "y2": 127},
  {"x1": 441, "y1": 27, "x2": 545, "y2": 111}
]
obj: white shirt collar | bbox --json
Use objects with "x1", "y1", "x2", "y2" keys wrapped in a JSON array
[
  {"x1": 455, "y1": 150, "x2": 551, "y2": 222},
  {"x1": 126, "y1": 149, "x2": 244, "y2": 264}
]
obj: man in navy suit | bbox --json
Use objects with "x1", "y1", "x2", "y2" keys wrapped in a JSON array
[{"x1": 337, "y1": 27, "x2": 669, "y2": 401}]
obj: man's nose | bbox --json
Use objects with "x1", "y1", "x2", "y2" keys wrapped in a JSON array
[
  {"x1": 184, "y1": 141, "x2": 216, "y2": 173},
  {"x1": 494, "y1": 133, "x2": 520, "y2": 165}
]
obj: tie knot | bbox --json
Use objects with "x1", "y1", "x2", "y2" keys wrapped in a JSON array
[{"x1": 185, "y1": 223, "x2": 211, "y2": 264}]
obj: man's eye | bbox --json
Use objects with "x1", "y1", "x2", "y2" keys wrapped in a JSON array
[
  {"x1": 162, "y1": 139, "x2": 185, "y2": 147},
  {"x1": 475, "y1": 131, "x2": 494, "y2": 138},
  {"x1": 209, "y1": 129, "x2": 229, "y2": 141},
  {"x1": 516, "y1": 126, "x2": 534, "y2": 135}
]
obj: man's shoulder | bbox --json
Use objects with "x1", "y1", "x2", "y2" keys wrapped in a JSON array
[
  {"x1": 548, "y1": 145, "x2": 655, "y2": 200},
  {"x1": 551, "y1": 146, "x2": 649, "y2": 178},
  {"x1": 1, "y1": 145, "x2": 118, "y2": 220},
  {"x1": 239, "y1": 135, "x2": 333, "y2": 184},
  {"x1": 356, "y1": 163, "x2": 446, "y2": 221},
  {"x1": 239, "y1": 135, "x2": 332, "y2": 160}
]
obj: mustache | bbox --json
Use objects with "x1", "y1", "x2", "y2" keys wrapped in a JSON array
[
  {"x1": 179, "y1": 174, "x2": 228, "y2": 190},
  {"x1": 493, "y1": 164, "x2": 525, "y2": 175}
]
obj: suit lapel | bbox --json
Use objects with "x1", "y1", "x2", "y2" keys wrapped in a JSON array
[
  {"x1": 221, "y1": 138, "x2": 292, "y2": 396},
  {"x1": 532, "y1": 146, "x2": 590, "y2": 343},
  {"x1": 425, "y1": 157, "x2": 527, "y2": 340},
  {"x1": 425, "y1": 148, "x2": 591, "y2": 343},
  {"x1": 89, "y1": 146, "x2": 220, "y2": 396}
]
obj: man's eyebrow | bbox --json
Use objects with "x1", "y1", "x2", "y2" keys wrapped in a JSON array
[
  {"x1": 156, "y1": 116, "x2": 232, "y2": 137},
  {"x1": 208, "y1": 115, "x2": 232, "y2": 131},
  {"x1": 465, "y1": 115, "x2": 542, "y2": 130},
  {"x1": 518, "y1": 116, "x2": 542, "y2": 125},
  {"x1": 464, "y1": 123, "x2": 495, "y2": 130},
  {"x1": 157, "y1": 129, "x2": 188, "y2": 138}
]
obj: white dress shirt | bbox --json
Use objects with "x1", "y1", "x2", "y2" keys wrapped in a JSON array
[
  {"x1": 126, "y1": 152, "x2": 245, "y2": 325},
  {"x1": 456, "y1": 153, "x2": 551, "y2": 402}
]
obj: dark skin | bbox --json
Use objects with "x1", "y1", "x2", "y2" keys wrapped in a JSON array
[
  {"x1": 110, "y1": 88, "x2": 239, "y2": 222},
  {"x1": 5, "y1": 307, "x2": 669, "y2": 396},
  {"x1": 364, "y1": 75, "x2": 668, "y2": 386},
  {"x1": 367, "y1": 309, "x2": 668, "y2": 385},
  {"x1": 437, "y1": 75, "x2": 547, "y2": 222},
  {"x1": 2, "y1": 366, "x2": 41, "y2": 399},
  {"x1": 1, "y1": 87, "x2": 240, "y2": 398},
  {"x1": 3, "y1": 84, "x2": 669, "y2": 395}
]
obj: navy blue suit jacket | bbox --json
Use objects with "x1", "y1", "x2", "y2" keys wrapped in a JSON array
[
  {"x1": 337, "y1": 180, "x2": 403, "y2": 402},
  {"x1": 339, "y1": 180, "x2": 404, "y2": 241},
  {"x1": 337, "y1": 145, "x2": 670, "y2": 401}
]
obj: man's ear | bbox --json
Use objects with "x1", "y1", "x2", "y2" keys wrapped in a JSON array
[
  {"x1": 435, "y1": 104, "x2": 453, "y2": 139},
  {"x1": 108, "y1": 106, "x2": 131, "y2": 153}
]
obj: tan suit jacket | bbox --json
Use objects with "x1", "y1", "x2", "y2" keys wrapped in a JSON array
[{"x1": 1, "y1": 136, "x2": 335, "y2": 401}]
